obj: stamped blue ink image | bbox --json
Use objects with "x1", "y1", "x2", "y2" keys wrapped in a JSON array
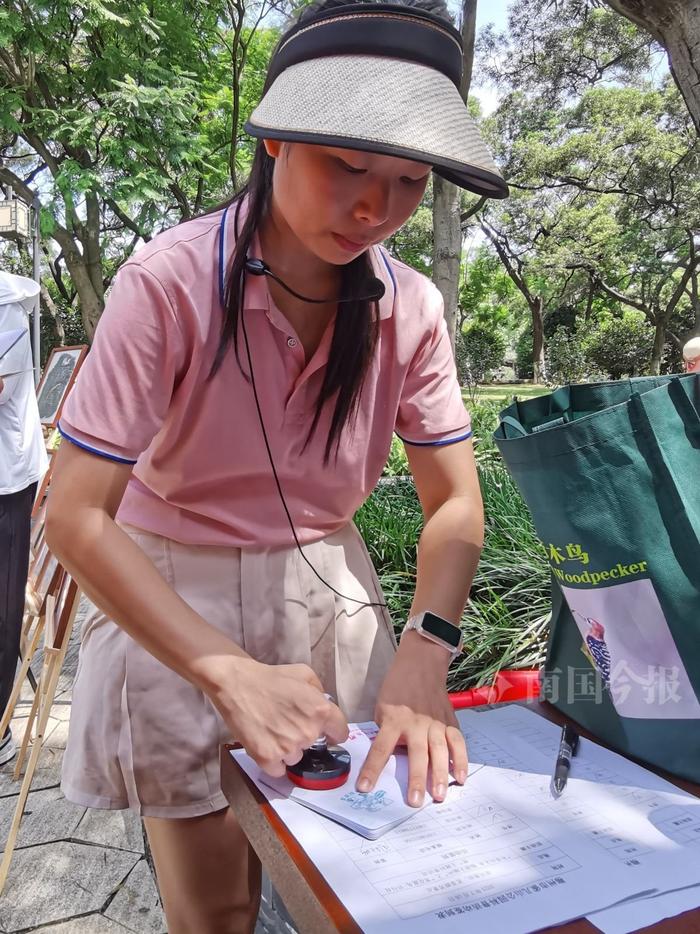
[{"x1": 341, "y1": 790, "x2": 393, "y2": 812}]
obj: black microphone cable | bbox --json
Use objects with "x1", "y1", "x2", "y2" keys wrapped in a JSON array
[
  {"x1": 238, "y1": 271, "x2": 388, "y2": 611},
  {"x1": 245, "y1": 257, "x2": 385, "y2": 305}
]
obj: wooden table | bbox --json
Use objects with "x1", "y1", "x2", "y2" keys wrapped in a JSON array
[{"x1": 220, "y1": 702, "x2": 700, "y2": 934}]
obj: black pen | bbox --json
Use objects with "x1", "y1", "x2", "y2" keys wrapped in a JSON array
[{"x1": 552, "y1": 724, "x2": 579, "y2": 797}]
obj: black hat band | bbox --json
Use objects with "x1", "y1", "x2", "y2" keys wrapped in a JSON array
[{"x1": 268, "y1": 3, "x2": 463, "y2": 90}]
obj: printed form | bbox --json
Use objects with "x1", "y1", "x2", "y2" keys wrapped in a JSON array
[
  {"x1": 462, "y1": 705, "x2": 700, "y2": 933},
  {"x1": 232, "y1": 707, "x2": 700, "y2": 933}
]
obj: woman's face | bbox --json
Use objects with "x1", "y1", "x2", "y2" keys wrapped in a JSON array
[{"x1": 264, "y1": 141, "x2": 431, "y2": 265}]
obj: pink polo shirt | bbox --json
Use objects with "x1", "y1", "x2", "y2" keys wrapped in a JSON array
[{"x1": 59, "y1": 200, "x2": 471, "y2": 547}]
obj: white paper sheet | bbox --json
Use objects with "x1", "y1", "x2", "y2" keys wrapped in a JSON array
[
  {"x1": 231, "y1": 708, "x2": 700, "y2": 933},
  {"x1": 459, "y1": 706, "x2": 700, "y2": 931},
  {"x1": 257, "y1": 725, "x2": 434, "y2": 838},
  {"x1": 588, "y1": 885, "x2": 700, "y2": 934}
]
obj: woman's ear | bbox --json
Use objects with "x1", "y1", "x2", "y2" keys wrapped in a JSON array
[{"x1": 263, "y1": 139, "x2": 283, "y2": 159}]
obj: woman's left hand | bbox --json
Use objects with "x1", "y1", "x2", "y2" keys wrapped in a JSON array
[{"x1": 355, "y1": 634, "x2": 468, "y2": 807}]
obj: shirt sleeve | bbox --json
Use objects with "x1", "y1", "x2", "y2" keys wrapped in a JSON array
[
  {"x1": 59, "y1": 262, "x2": 186, "y2": 464},
  {"x1": 395, "y1": 285, "x2": 472, "y2": 446}
]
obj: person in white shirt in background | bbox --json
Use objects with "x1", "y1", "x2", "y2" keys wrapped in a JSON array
[
  {"x1": 0, "y1": 270, "x2": 48, "y2": 765},
  {"x1": 683, "y1": 336, "x2": 700, "y2": 374}
]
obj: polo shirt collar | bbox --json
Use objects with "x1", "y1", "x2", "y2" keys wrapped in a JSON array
[{"x1": 369, "y1": 244, "x2": 396, "y2": 320}]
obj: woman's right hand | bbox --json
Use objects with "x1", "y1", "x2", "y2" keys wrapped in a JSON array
[{"x1": 213, "y1": 657, "x2": 349, "y2": 776}]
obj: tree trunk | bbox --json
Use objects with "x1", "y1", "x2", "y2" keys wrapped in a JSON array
[
  {"x1": 689, "y1": 263, "x2": 700, "y2": 337},
  {"x1": 602, "y1": 0, "x2": 700, "y2": 134},
  {"x1": 432, "y1": 176, "x2": 462, "y2": 348},
  {"x1": 650, "y1": 315, "x2": 666, "y2": 375},
  {"x1": 39, "y1": 284, "x2": 65, "y2": 346},
  {"x1": 52, "y1": 228, "x2": 104, "y2": 340},
  {"x1": 431, "y1": 0, "x2": 478, "y2": 351},
  {"x1": 532, "y1": 296, "x2": 546, "y2": 383}
]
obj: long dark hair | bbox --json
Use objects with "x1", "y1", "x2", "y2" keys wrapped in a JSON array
[{"x1": 206, "y1": 0, "x2": 453, "y2": 464}]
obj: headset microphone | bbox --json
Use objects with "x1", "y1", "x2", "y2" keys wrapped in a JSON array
[{"x1": 245, "y1": 257, "x2": 385, "y2": 305}]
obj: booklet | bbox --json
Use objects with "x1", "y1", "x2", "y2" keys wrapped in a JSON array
[{"x1": 256, "y1": 723, "x2": 435, "y2": 839}]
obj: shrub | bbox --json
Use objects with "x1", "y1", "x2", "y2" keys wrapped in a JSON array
[
  {"x1": 515, "y1": 327, "x2": 534, "y2": 380},
  {"x1": 585, "y1": 312, "x2": 654, "y2": 379},
  {"x1": 382, "y1": 435, "x2": 410, "y2": 477},
  {"x1": 545, "y1": 327, "x2": 589, "y2": 385},
  {"x1": 356, "y1": 457, "x2": 550, "y2": 691},
  {"x1": 459, "y1": 324, "x2": 507, "y2": 388},
  {"x1": 468, "y1": 398, "x2": 504, "y2": 469}
]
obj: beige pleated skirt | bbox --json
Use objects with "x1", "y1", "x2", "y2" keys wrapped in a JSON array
[{"x1": 61, "y1": 522, "x2": 397, "y2": 818}]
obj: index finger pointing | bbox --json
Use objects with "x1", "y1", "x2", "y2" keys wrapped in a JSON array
[{"x1": 355, "y1": 726, "x2": 399, "y2": 793}]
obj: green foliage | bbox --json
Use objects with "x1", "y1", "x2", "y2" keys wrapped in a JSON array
[
  {"x1": 456, "y1": 462, "x2": 550, "y2": 687},
  {"x1": 469, "y1": 398, "x2": 505, "y2": 470},
  {"x1": 1, "y1": 0, "x2": 285, "y2": 340},
  {"x1": 478, "y1": 0, "x2": 656, "y2": 109},
  {"x1": 545, "y1": 327, "x2": 590, "y2": 384},
  {"x1": 382, "y1": 436, "x2": 410, "y2": 477},
  {"x1": 460, "y1": 245, "x2": 523, "y2": 334},
  {"x1": 385, "y1": 201, "x2": 433, "y2": 277},
  {"x1": 516, "y1": 328, "x2": 535, "y2": 380},
  {"x1": 459, "y1": 323, "x2": 507, "y2": 389},
  {"x1": 586, "y1": 312, "x2": 655, "y2": 379},
  {"x1": 475, "y1": 0, "x2": 699, "y2": 380},
  {"x1": 355, "y1": 461, "x2": 550, "y2": 690},
  {"x1": 544, "y1": 305, "x2": 578, "y2": 339}
]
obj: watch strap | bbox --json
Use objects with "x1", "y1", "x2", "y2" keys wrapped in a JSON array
[{"x1": 403, "y1": 611, "x2": 463, "y2": 657}]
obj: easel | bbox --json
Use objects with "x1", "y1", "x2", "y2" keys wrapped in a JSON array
[
  {"x1": 0, "y1": 435, "x2": 81, "y2": 895},
  {"x1": 0, "y1": 569, "x2": 80, "y2": 894}
]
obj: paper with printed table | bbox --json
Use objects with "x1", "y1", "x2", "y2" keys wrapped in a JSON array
[{"x1": 230, "y1": 707, "x2": 700, "y2": 933}]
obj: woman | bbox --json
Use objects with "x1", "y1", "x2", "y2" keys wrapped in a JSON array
[{"x1": 46, "y1": 0, "x2": 508, "y2": 930}]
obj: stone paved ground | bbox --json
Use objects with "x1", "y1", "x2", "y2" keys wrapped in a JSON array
[{"x1": 0, "y1": 598, "x2": 294, "y2": 934}]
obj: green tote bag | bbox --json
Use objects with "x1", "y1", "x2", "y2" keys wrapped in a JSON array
[{"x1": 494, "y1": 374, "x2": 700, "y2": 782}]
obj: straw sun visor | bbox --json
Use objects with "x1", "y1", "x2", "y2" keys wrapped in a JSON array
[{"x1": 246, "y1": 55, "x2": 508, "y2": 199}]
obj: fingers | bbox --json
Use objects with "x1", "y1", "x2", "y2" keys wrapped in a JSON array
[
  {"x1": 355, "y1": 716, "x2": 469, "y2": 808},
  {"x1": 355, "y1": 726, "x2": 398, "y2": 795},
  {"x1": 427, "y1": 721, "x2": 449, "y2": 802},
  {"x1": 323, "y1": 702, "x2": 349, "y2": 745},
  {"x1": 406, "y1": 732, "x2": 430, "y2": 807},
  {"x1": 257, "y1": 757, "x2": 287, "y2": 778},
  {"x1": 281, "y1": 663, "x2": 325, "y2": 693},
  {"x1": 447, "y1": 725, "x2": 468, "y2": 785}
]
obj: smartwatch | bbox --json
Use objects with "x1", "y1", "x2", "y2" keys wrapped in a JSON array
[{"x1": 402, "y1": 611, "x2": 463, "y2": 659}]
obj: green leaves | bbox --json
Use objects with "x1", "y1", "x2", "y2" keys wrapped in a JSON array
[
  {"x1": 0, "y1": 0, "x2": 292, "y2": 340},
  {"x1": 473, "y1": 0, "x2": 699, "y2": 379},
  {"x1": 356, "y1": 412, "x2": 551, "y2": 690}
]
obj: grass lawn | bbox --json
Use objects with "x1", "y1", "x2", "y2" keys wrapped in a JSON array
[{"x1": 466, "y1": 383, "x2": 549, "y2": 404}]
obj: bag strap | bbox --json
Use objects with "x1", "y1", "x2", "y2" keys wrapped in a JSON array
[
  {"x1": 500, "y1": 415, "x2": 528, "y2": 438},
  {"x1": 667, "y1": 376, "x2": 700, "y2": 448},
  {"x1": 629, "y1": 389, "x2": 700, "y2": 586},
  {"x1": 548, "y1": 385, "x2": 571, "y2": 415}
]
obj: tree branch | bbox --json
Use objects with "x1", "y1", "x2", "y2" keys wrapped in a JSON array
[
  {"x1": 460, "y1": 196, "x2": 487, "y2": 225},
  {"x1": 481, "y1": 219, "x2": 534, "y2": 306}
]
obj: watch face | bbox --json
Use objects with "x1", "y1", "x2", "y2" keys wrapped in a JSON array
[{"x1": 422, "y1": 612, "x2": 461, "y2": 648}]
